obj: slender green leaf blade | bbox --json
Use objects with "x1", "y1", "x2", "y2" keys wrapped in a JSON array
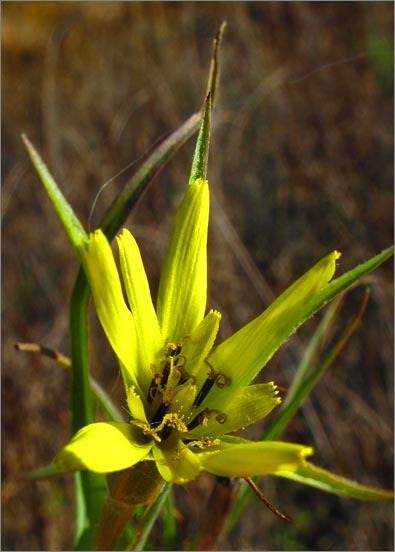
[
  {"x1": 163, "y1": 489, "x2": 177, "y2": 551},
  {"x1": 75, "y1": 471, "x2": 107, "y2": 550},
  {"x1": 132, "y1": 483, "x2": 173, "y2": 551},
  {"x1": 21, "y1": 134, "x2": 87, "y2": 252}
]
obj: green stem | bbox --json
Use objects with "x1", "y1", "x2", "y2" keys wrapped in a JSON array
[
  {"x1": 70, "y1": 268, "x2": 107, "y2": 550},
  {"x1": 70, "y1": 268, "x2": 95, "y2": 433}
]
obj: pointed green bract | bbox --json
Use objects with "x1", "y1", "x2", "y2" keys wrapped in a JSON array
[
  {"x1": 53, "y1": 422, "x2": 152, "y2": 473},
  {"x1": 276, "y1": 462, "x2": 394, "y2": 501},
  {"x1": 309, "y1": 245, "x2": 394, "y2": 317},
  {"x1": 200, "y1": 252, "x2": 340, "y2": 411},
  {"x1": 189, "y1": 94, "x2": 211, "y2": 185},
  {"x1": 157, "y1": 179, "x2": 210, "y2": 341}
]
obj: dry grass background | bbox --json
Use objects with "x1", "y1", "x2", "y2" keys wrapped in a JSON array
[{"x1": 2, "y1": 2, "x2": 394, "y2": 550}]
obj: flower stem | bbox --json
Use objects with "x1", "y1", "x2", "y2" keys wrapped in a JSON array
[
  {"x1": 94, "y1": 497, "x2": 138, "y2": 551},
  {"x1": 94, "y1": 462, "x2": 165, "y2": 551}
]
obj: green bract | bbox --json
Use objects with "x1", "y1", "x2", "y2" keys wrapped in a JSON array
[{"x1": 52, "y1": 175, "x2": 341, "y2": 484}]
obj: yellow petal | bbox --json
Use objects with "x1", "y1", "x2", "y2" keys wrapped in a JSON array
[
  {"x1": 187, "y1": 382, "x2": 281, "y2": 438},
  {"x1": 84, "y1": 230, "x2": 137, "y2": 388},
  {"x1": 152, "y1": 440, "x2": 202, "y2": 484},
  {"x1": 53, "y1": 422, "x2": 152, "y2": 473},
  {"x1": 117, "y1": 229, "x2": 163, "y2": 393},
  {"x1": 157, "y1": 179, "x2": 209, "y2": 342},
  {"x1": 181, "y1": 309, "x2": 221, "y2": 389}
]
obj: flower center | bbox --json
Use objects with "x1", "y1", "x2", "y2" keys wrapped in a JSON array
[
  {"x1": 144, "y1": 341, "x2": 195, "y2": 440},
  {"x1": 131, "y1": 341, "x2": 231, "y2": 443}
]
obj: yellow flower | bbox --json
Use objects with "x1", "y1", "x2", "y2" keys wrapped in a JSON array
[{"x1": 53, "y1": 176, "x2": 340, "y2": 484}]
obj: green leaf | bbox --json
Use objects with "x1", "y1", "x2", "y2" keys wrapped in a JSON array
[
  {"x1": 74, "y1": 471, "x2": 107, "y2": 550},
  {"x1": 132, "y1": 483, "x2": 173, "y2": 551},
  {"x1": 275, "y1": 462, "x2": 394, "y2": 501},
  {"x1": 163, "y1": 489, "x2": 177, "y2": 551},
  {"x1": 21, "y1": 134, "x2": 87, "y2": 254}
]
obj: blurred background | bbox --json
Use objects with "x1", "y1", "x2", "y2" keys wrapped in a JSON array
[{"x1": 2, "y1": 2, "x2": 393, "y2": 550}]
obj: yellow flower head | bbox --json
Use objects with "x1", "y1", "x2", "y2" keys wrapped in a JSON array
[{"x1": 53, "y1": 174, "x2": 341, "y2": 484}]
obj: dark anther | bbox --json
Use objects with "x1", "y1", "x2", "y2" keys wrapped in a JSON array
[
  {"x1": 193, "y1": 362, "x2": 230, "y2": 408},
  {"x1": 161, "y1": 361, "x2": 171, "y2": 387},
  {"x1": 187, "y1": 413, "x2": 201, "y2": 431},
  {"x1": 193, "y1": 378, "x2": 215, "y2": 407},
  {"x1": 166, "y1": 342, "x2": 182, "y2": 358},
  {"x1": 151, "y1": 402, "x2": 168, "y2": 426},
  {"x1": 158, "y1": 424, "x2": 172, "y2": 441}
]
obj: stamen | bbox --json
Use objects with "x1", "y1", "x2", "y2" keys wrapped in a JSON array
[
  {"x1": 187, "y1": 408, "x2": 227, "y2": 431},
  {"x1": 148, "y1": 342, "x2": 198, "y2": 435},
  {"x1": 147, "y1": 364, "x2": 162, "y2": 403},
  {"x1": 184, "y1": 437, "x2": 221, "y2": 450}
]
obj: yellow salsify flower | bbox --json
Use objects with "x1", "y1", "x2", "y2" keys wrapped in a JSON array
[{"x1": 53, "y1": 175, "x2": 340, "y2": 485}]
